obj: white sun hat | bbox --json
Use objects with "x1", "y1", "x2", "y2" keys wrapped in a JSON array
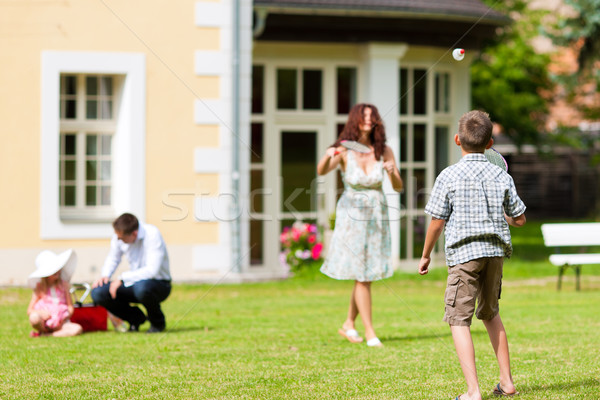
[{"x1": 28, "y1": 249, "x2": 77, "y2": 288}]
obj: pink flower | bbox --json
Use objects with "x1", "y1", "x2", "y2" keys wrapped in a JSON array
[
  {"x1": 307, "y1": 235, "x2": 316, "y2": 244},
  {"x1": 311, "y1": 242, "x2": 323, "y2": 260},
  {"x1": 292, "y1": 228, "x2": 301, "y2": 241},
  {"x1": 280, "y1": 232, "x2": 289, "y2": 243}
]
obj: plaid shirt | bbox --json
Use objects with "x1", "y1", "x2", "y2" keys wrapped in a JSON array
[{"x1": 425, "y1": 153, "x2": 526, "y2": 266}]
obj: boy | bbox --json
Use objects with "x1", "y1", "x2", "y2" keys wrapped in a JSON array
[{"x1": 418, "y1": 110, "x2": 526, "y2": 400}]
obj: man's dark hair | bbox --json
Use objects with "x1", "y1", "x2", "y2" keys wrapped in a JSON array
[{"x1": 112, "y1": 213, "x2": 139, "y2": 235}]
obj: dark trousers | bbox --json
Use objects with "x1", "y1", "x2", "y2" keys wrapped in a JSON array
[{"x1": 91, "y1": 279, "x2": 171, "y2": 328}]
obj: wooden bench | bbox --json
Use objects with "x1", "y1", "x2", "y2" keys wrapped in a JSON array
[{"x1": 541, "y1": 223, "x2": 600, "y2": 290}]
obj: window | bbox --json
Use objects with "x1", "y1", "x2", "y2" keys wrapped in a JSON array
[
  {"x1": 59, "y1": 75, "x2": 116, "y2": 220},
  {"x1": 276, "y1": 67, "x2": 323, "y2": 111},
  {"x1": 398, "y1": 66, "x2": 453, "y2": 261},
  {"x1": 250, "y1": 64, "x2": 266, "y2": 265},
  {"x1": 41, "y1": 51, "x2": 146, "y2": 239},
  {"x1": 336, "y1": 67, "x2": 357, "y2": 114},
  {"x1": 435, "y1": 72, "x2": 451, "y2": 113}
]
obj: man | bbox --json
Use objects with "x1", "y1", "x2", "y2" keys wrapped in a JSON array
[{"x1": 92, "y1": 213, "x2": 172, "y2": 333}]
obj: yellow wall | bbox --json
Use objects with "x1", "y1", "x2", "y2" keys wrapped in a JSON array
[{"x1": 0, "y1": 0, "x2": 220, "y2": 248}]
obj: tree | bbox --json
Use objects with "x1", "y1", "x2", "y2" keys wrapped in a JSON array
[
  {"x1": 471, "y1": 0, "x2": 554, "y2": 148},
  {"x1": 544, "y1": 0, "x2": 600, "y2": 120}
]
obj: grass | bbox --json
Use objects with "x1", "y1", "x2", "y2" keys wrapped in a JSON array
[{"x1": 1, "y1": 219, "x2": 599, "y2": 399}]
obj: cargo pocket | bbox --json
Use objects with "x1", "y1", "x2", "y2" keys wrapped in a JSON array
[{"x1": 445, "y1": 277, "x2": 461, "y2": 307}]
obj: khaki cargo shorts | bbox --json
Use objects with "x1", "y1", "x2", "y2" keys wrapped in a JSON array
[{"x1": 443, "y1": 257, "x2": 503, "y2": 326}]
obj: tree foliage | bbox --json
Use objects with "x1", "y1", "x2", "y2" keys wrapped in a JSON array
[
  {"x1": 544, "y1": 0, "x2": 600, "y2": 120},
  {"x1": 471, "y1": 0, "x2": 554, "y2": 148}
]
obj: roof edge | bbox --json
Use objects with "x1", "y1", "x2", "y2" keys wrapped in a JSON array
[{"x1": 254, "y1": 5, "x2": 510, "y2": 25}]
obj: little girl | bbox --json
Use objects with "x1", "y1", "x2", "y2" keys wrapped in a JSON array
[{"x1": 27, "y1": 249, "x2": 83, "y2": 337}]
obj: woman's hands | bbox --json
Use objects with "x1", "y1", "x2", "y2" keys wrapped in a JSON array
[
  {"x1": 383, "y1": 160, "x2": 396, "y2": 174},
  {"x1": 317, "y1": 146, "x2": 346, "y2": 175}
]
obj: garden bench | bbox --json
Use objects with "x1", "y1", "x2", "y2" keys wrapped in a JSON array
[{"x1": 541, "y1": 222, "x2": 600, "y2": 291}]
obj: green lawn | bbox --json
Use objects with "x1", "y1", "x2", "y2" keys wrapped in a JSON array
[{"x1": 1, "y1": 220, "x2": 599, "y2": 399}]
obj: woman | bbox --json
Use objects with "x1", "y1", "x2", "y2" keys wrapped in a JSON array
[{"x1": 317, "y1": 103, "x2": 403, "y2": 347}]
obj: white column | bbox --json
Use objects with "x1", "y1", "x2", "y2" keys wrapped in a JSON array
[{"x1": 360, "y1": 43, "x2": 408, "y2": 266}]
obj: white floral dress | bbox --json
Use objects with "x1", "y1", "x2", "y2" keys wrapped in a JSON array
[{"x1": 321, "y1": 151, "x2": 393, "y2": 282}]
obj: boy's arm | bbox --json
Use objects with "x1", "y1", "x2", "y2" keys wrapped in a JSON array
[
  {"x1": 505, "y1": 212, "x2": 526, "y2": 227},
  {"x1": 418, "y1": 218, "x2": 446, "y2": 275}
]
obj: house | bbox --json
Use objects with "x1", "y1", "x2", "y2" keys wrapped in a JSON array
[{"x1": 0, "y1": 0, "x2": 507, "y2": 285}]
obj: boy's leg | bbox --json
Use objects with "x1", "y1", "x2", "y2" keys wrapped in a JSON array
[
  {"x1": 476, "y1": 257, "x2": 516, "y2": 395},
  {"x1": 451, "y1": 325, "x2": 481, "y2": 400},
  {"x1": 444, "y1": 259, "x2": 486, "y2": 400},
  {"x1": 483, "y1": 315, "x2": 516, "y2": 395}
]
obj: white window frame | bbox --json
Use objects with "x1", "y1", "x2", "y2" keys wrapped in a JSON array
[
  {"x1": 41, "y1": 51, "x2": 146, "y2": 239},
  {"x1": 59, "y1": 75, "x2": 118, "y2": 220}
]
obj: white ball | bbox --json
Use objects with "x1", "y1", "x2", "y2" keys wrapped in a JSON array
[{"x1": 452, "y1": 48, "x2": 465, "y2": 61}]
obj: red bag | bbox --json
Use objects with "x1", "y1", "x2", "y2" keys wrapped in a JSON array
[{"x1": 70, "y1": 283, "x2": 107, "y2": 332}]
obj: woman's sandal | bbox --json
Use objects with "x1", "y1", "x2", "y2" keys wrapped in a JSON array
[
  {"x1": 493, "y1": 383, "x2": 518, "y2": 397},
  {"x1": 366, "y1": 337, "x2": 383, "y2": 347},
  {"x1": 338, "y1": 328, "x2": 363, "y2": 343}
]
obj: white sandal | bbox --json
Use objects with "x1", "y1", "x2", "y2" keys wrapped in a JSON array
[
  {"x1": 338, "y1": 328, "x2": 363, "y2": 343},
  {"x1": 366, "y1": 337, "x2": 383, "y2": 347}
]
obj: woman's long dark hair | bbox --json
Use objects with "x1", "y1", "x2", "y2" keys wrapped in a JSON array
[{"x1": 332, "y1": 103, "x2": 387, "y2": 159}]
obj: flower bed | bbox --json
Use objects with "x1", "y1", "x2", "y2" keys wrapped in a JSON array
[{"x1": 280, "y1": 221, "x2": 323, "y2": 273}]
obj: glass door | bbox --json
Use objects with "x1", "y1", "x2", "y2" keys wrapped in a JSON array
[{"x1": 279, "y1": 130, "x2": 318, "y2": 232}]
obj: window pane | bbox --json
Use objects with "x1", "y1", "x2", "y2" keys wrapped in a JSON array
[
  {"x1": 337, "y1": 67, "x2": 356, "y2": 114},
  {"x1": 86, "y1": 161, "x2": 97, "y2": 180},
  {"x1": 100, "y1": 100, "x2": 113, "y2": 119},
  {"x1": 86, "y1": 186, "x2": 97, "y2": 206},
  {"x1": 86, "y1": 135, "x2": 97, "y2": 155},
  {"x1": 302, "y1": 69, "x2": 322, "y2": 110},
  {"x1": 251, "y1": 123, "x2": 263, "y2": 163},
  {"x1": 61, "y1": 75, "x2": 77, "y2": 95},
  {"x1": 277, "y1": 69, "x2": 297, "y2": 110},
  {"x1": 101, "y1": 161, "x2": 111, "y2": 180},
  {"x1": 400, "y1": 124, "x2": 407, "y2": 162},
  {"x1": 86, "y1": 100, "x2": 98, "y2": 119},
  {"x1": 435, "y1": 126, "x2": 449, "y2": 176},
  {"x1": 250, "y1": 170, "x2": 263, "y2": 213},
  {"x1": 414, "y1": 169, "x2": 426, "y2": 208},
  {"x1": 100, "y1": 77, "x2": 112, "y2": 95},
  {"x1": 252, "y1": 65, "x2": 264, "y2": 114},
  {"x1": 64, "y1": 160, "x2": 76, "y2": 181},
  {"x1": 399, "y1": 68, "x2": 408, "y2": 115},
  {"x1": 250, "y1": 219, "x2": 263, "y2": 265},
  {"x1": 400, "y1": 169, "x2": 407, "y2": 208},
  {"x1": 414, "y1": 124, "x2": 426, "y2": 162},
  {"x1": 281, "y1": 131, "x2": 316, "y2": 212},
  {"x1": 64, "y1": 186, "x2": 76, "y2": 206},
  {"x1": 413, "y1": 215, "x2": 427, "y2": 258},
  {"x1": 414, "y1": 69, "x2": 427, "y2": 115},
  {"x1": 399, "y1": 215, "x2": 407, "y2": 259},
  {"x1": 64, "y1": 134, "x2": 76, "y2": 155},
  {"x1": 63, "y1": 100, "x2": 76, "y2": 119},
  {"x1": 101, "y1": 135, "x2": 112, "y2": 155},
  {"x1": 435, "y1": 72, "x2": 450, "y2": 113},
  {"x1": 86, "y1": 76, "x2": 98, "y2": 95},
  {"x1": 101, "y1": 186, "x2": 111, "y2": 206}
]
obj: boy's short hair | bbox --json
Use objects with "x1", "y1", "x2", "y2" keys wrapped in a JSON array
[
  {"x1": 458, "y1": 110, "x2": 493, "y2": 152},
  {"x1": 112, "y1": 213, "x2": 139, "y2": 235}
]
